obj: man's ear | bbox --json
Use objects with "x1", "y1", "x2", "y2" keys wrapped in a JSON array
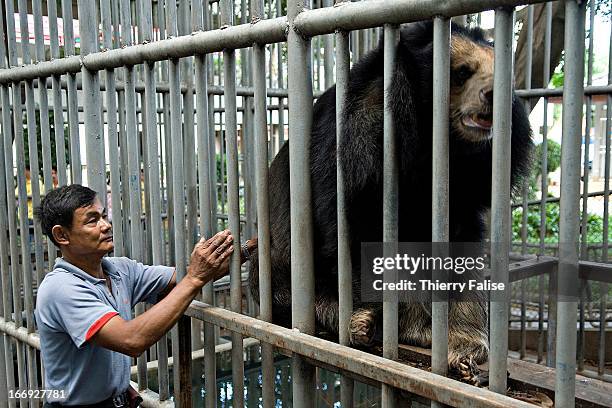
[{"x1": 51, "y1": 225, "x2": 70, "y2": 246}]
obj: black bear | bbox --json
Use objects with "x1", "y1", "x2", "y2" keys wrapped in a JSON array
[{"x1": 249, "y1": 21, "x2": 533, "y2": 367}]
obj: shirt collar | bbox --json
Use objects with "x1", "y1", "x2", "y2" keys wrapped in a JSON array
[{"x1": 54, "y1": 257, "x2": 120, "y2": 284}]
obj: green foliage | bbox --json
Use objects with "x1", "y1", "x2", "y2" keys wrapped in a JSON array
[
  {"x1": 533, "y1": 139, "x2": 562, "y2": 177},
  {"x1": 527, "y1": 140, "x2": 561, "y2": 199},
  {"x1": 512, "y1": 203, "x2": 611, "y2": 244}
]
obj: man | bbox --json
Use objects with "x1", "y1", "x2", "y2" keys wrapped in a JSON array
[{"x1": 34, "y1": 184, "x2": 255, "y2": 407}]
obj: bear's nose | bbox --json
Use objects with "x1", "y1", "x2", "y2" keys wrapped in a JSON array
[{"x1": 480, "y1": 88, "x2": 493, "y2": 105}]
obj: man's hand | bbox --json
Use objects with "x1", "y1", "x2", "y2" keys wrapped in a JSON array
[{"x1": 187, "y1": 230, "x2": 234, "y2": 287}]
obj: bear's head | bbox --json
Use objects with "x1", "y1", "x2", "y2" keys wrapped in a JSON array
[{"x1": 449, "y1": 33, "x2": 495, "y2": 143}]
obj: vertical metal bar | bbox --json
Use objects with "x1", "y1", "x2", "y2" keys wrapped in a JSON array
[
  {"x1": 179, "y1": 0, "x2": 200, "y2": 355},
  {"x1": 431, "y1": 17, "x2": 450, "y2": 408},
  {"x1": 382, "y1": 23, "x2": 400, "y2": 408},
  {"x1": 62, "y1": 0, "x2": 82, "y2": 184},
  {"x1": 140, "y1": 0, "x2": 166, "y2": 397},
  {"x1": 598, "y1": 14, "x2": 612, "y2": 377},
  {"x1": 288, "y1": 0, "x2": 316, "y2": 406},
  {"x1": 192, "y1": 0, "x2": 216, "y2": 404},
  {"x1": 0, "y1": 91, "x2": 12, "y2": 407},
  {"x1": 166, "y1": 0, "x2": 191, "y2": 405},
  {"x1": 47, "y1": 0, "x2": 67, "y2": 189},
  {"x1": 578, "y1": 0, "x2": 596, "y2": 373},
  {"x1": 520, "y1": 5, "x2": 534, "y2": 362},
  {"x1": 252, "y1": 1, "x2": 275, "y2": 406},
  {"x1": 16, "y1": 0, "x2": 41, "y2": 398},
  {"x1": 323, "y1": 0, "x2": 333, "y2": 92},
  {"x1": 100, "y1": 0, "x2": 125, "y2": 257},
  {"x1": 541, "y1": 1, "x2": 553, "y2": 367},
  {"x1": 555, "y1": 1, "x2": 586, "y2": 406},
  {"x1": 277, "y1": 0, "x2": 286, "y2": 149},
  {"x1": 335, "y1": 13, "x2": 354, "y2": 408},
  {"x1": 220, "y1": 0, "x2": 245, "y2": 405},
  {"x1": 489, "y1": 7, "x2": 514, "y2": 395},
  {"x1": 119, "y1": 0, "x2": 147, "y2": 391},
  {"x1": 33, "y1": 0, "x2": 56, "y2": 276},
  {"x1": 0, "y1": 1, "x2": 17, "y2": 402},
  {"x1": 2, "y1": 0, "x2": 28, "y2": 405},
  {"x1": 78, "y1": 0, "x2": 105, "y2": 198}
]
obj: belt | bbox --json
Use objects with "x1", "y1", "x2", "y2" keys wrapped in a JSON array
[{"x1": 44, "y1": 390, "x2": 133, "y2": 408}]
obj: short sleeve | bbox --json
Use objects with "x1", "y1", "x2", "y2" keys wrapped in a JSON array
[
  {"x1": 126, "y1": 261, "x2": 175, "y2": 306},
  {"x1": 38, "y1": 276, "x2": 119, "y2": 348}
]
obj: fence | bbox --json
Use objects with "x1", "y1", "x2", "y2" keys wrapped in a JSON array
[{"x1": 0, "y1": 0, "x2": 610, "y2": 407}]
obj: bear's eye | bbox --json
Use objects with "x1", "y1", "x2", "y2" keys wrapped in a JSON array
[{"x1": 452, "y1": 65, "x2": 474, "y2": 86}]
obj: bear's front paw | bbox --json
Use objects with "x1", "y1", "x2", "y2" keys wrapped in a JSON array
[
  {"x1": 349, "y1": 309, "x2": 376, "y2": 346},
  {"x1": 447, "y1": 330, "x2": 488, "y2": 370}
]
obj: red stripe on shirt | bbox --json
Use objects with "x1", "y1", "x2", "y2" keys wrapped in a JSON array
[{"x1": 85, "y1": 311, "x2": 119, "y2": 341}]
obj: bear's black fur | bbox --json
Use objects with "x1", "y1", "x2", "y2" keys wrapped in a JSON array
[{"x1": 249, "y1": 21, "x2": 533, "y2": 364}]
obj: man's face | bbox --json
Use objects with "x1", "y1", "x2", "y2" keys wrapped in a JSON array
[{"x1": 65, "y1": 198, "x2": 114, "y2": 256}]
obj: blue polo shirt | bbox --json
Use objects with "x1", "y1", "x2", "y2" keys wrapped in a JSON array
[{"x1": 35, "y1": 257, "x2": 174, "y2": 405}]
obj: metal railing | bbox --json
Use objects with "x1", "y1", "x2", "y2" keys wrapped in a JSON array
[{"x1": 0, "y1": 0, "x2": 609, "y2": 407}]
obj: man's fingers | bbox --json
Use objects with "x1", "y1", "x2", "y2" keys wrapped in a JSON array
[
  {"x1": 214, "y1": 235, "x2": 234, "y2": 255},
  {"x1": 202, "y1": 230, "x2": 230, "y2": 252}
]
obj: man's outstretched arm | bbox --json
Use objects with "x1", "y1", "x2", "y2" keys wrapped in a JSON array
[{"x1": 91, "y1": 230, "x2": 235, "y2": 357}]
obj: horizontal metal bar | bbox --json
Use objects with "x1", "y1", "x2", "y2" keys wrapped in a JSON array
[
  {"x1": 34, "y1": 76, "x2": 294, "y2": 97},
  {"x1": 508, "y1": 256, "x2": 558, "y2": 282},
  {"x1": 579, "y1": 260, "x2": 612, "y2": 284},
  {"x1": 0, "y1": 318, "x2": 40, "y2": 349},
  {"x1": 0, "y1": 17, "x2": 288, "y2": 84},
  {"x1": 128, "y1": 382, "x2": 174, "y2": 408},
  {"x1": 0, "y1": 1, "x2": 554, "y2": 85},
  {"x1": 516, "y1": 84, "x2": 612, "y2": 98},
  {"x1": 507, "y1": 255, "x2": 612, "y2": 284},
  {"x1": 293, "y1": 0, "x2": 547, "y2": 37},
  {"x1": 185, "y1": 301, "x2": 534, "y2": 408},
  {"x1": 129, "y1": 337, "x2": 260, "y2": 376},
  {"x1": 511, "y1": 190, "x2": 608, "y2": 208}
]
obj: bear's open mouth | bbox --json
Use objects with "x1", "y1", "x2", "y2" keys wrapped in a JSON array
[{"x1": 462, "y1": 113, "x2": 492, "y2": 130}]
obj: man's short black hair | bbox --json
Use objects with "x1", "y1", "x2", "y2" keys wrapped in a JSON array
[{"x1": 34, "y1": 184, "x2": 98, "y2": 247}]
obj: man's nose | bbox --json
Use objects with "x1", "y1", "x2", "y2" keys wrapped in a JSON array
[
  {"x1": 100, "y1": 218, "x2": 112, "y2": 230},
  {"x1": 479, "y1": 88, "x2": 493, "y2": 105}
]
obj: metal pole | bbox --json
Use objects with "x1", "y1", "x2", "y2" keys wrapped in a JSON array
[
  {"x1": 119, "y1": 0, "x2": 148, "y2": 391},
  {"x1": 555, "y1": 2, "x2": 585, "y2": 407},
  {"x1": 33, "y1": 0, "x2": 56, "y2": 274},
  {"x1": 599, "y1": 15, "x2": 612, "y2": 377},
  {"x1": 165, "y1": 0, "x2": 192, "y2": 405},
  {"x1": 287, "y1": 0, "x2": 316, "y2": 406},
  {"x1": 62, "y1": 0, "x2": 82, "y2": 184},
  {"x1": 101, "y1": 0, "x2": 125, "y2": 257},
  {"x1": 489, "y1": 6, "x2": 514, "y2": 395},
  {"x1": 335, "y1": 11, "x2": 354, "y2": 407},
  {"x1": 220, "y1": 0, "x2": 245, "y2": 404},
  {"x1": 192, "y1": 0, "x2": 217, "y2": 404},
  {"x1": 431, "y1": 17, "x2": 450, "y2": 408},
  {"x1": 140, "y1": 0, "x2": 167, "y2": 399},
  {"x1": 382, "y1": 23, "x2": 399, "y2": 408},
  {"x1": 541, "y1": 1, "x2": 554, "y2": 368},
  {"x1": 519, "y1": 5, "x2": 534, "y2": 361},
  {"x1": 47, "y1": 0, "x2": 67, "y2": 188},
  {"x1": 252, "y1": 1, "x2": 275, "y2": 405},
  {"x1": 78, "y1": 0, "x2": 106, "y2": 198},
  {"x1": 578, "y1": 0, "x2": 596, "y2": 372},
  {"x1": 0, "y1": 1, "x2": 17, "y2": 401}
]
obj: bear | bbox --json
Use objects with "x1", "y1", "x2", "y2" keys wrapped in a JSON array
[{"x1": 249, "y1": 21, "x2": 533, "y2": 368}]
